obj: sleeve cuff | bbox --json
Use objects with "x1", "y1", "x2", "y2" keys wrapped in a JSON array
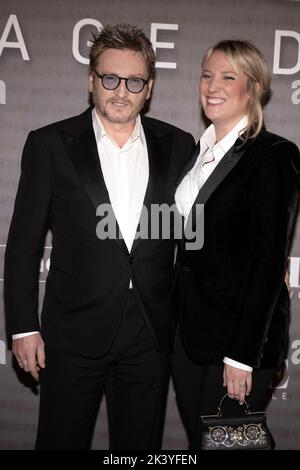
[{"x1": 223, "y1": 356, "x2": 253, "y2": 372}]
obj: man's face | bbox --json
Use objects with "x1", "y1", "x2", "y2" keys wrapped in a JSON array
[{"x1": 89, "y1": 48, "x2": 153, "y2": 128}]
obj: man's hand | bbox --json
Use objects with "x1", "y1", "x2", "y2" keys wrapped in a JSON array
[
  {"x1": 12, "y1": 333, "x2": 45, "y2": 381},
  {"x1": 223, "y1": 363, "x2": 252, "y2": 405}
]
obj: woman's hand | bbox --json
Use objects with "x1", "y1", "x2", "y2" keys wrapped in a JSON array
[{"x1": 223, "y1": 364, "x2": 252, "y2": 405}]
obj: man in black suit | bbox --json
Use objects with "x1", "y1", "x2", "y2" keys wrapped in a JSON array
[{"x1": 4, "y1": 23, "x2": 195, "y2": 449}]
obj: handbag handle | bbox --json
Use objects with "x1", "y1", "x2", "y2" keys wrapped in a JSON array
[{"x1": 217, "y1": 393, "x2": 251, "y2": 417}]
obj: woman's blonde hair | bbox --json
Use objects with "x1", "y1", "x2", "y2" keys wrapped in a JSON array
[{"x1": 201, "y1": 40, "x2": 271, "y2": 140}]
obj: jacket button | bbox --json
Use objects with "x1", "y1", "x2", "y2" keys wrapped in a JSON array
[{"x1": 129, "y1": 256, "x2": 134, "y2": 264}]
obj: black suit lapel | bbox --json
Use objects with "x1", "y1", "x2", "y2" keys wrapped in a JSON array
[
  {"x1": 176, "y1": 142, "x2": 200, "y2": 187},
  {"x1": 65, "y1": 125, "x2": 109, "y2": 209},
  {"x1": 61, "y1": 108, "x2": 128, "y2": 254}
]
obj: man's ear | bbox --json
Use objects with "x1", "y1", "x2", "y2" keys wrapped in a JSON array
[{"x1": 88, "y1": 73, "x2": 94, "y2": 93}]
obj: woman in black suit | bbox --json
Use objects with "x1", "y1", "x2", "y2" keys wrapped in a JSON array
[{"x1": 172, "y1": 40, "x2": 300, "y2": 449}]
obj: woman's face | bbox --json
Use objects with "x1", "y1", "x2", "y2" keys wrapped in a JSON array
[{"x1": 200, "y1": 50, "x2": 250, "y2": 133}]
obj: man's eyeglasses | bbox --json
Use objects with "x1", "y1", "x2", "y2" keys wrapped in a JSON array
[{"x1": 94, "y1": 71, "x2": 150, "y2": 94}]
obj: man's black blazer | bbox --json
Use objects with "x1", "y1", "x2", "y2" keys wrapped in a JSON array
[
  {"x1": 4, "y1": 107, "x2": 195, "y2": 356},
  {"x1": 178, "y1": 129, "x2": 300, "y2": 369}
]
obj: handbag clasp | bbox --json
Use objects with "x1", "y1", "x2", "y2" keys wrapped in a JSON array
[{"x1": 217, "y1": 393, "x2": 251, "y2": 417}]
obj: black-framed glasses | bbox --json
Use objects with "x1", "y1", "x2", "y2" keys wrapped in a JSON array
[{"x1": 94, "y1": 71, "x2": 150, "y2": 94}]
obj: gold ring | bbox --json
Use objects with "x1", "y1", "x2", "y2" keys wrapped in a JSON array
[{"x1": 239, "y1": 384, "x2": 246, "y2": 389}]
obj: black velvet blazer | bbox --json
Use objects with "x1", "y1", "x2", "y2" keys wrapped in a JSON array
[{"x1": 178, "y1": 129, "x2": 300, "y2": 369}]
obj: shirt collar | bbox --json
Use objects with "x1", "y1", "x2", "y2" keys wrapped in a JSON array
[
  {"x1": 200, "y1": 115, "x2": 248, "y2": 161},
  {"x1": 92, "y1": 107, "x2": 144, "y2": 147}
]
